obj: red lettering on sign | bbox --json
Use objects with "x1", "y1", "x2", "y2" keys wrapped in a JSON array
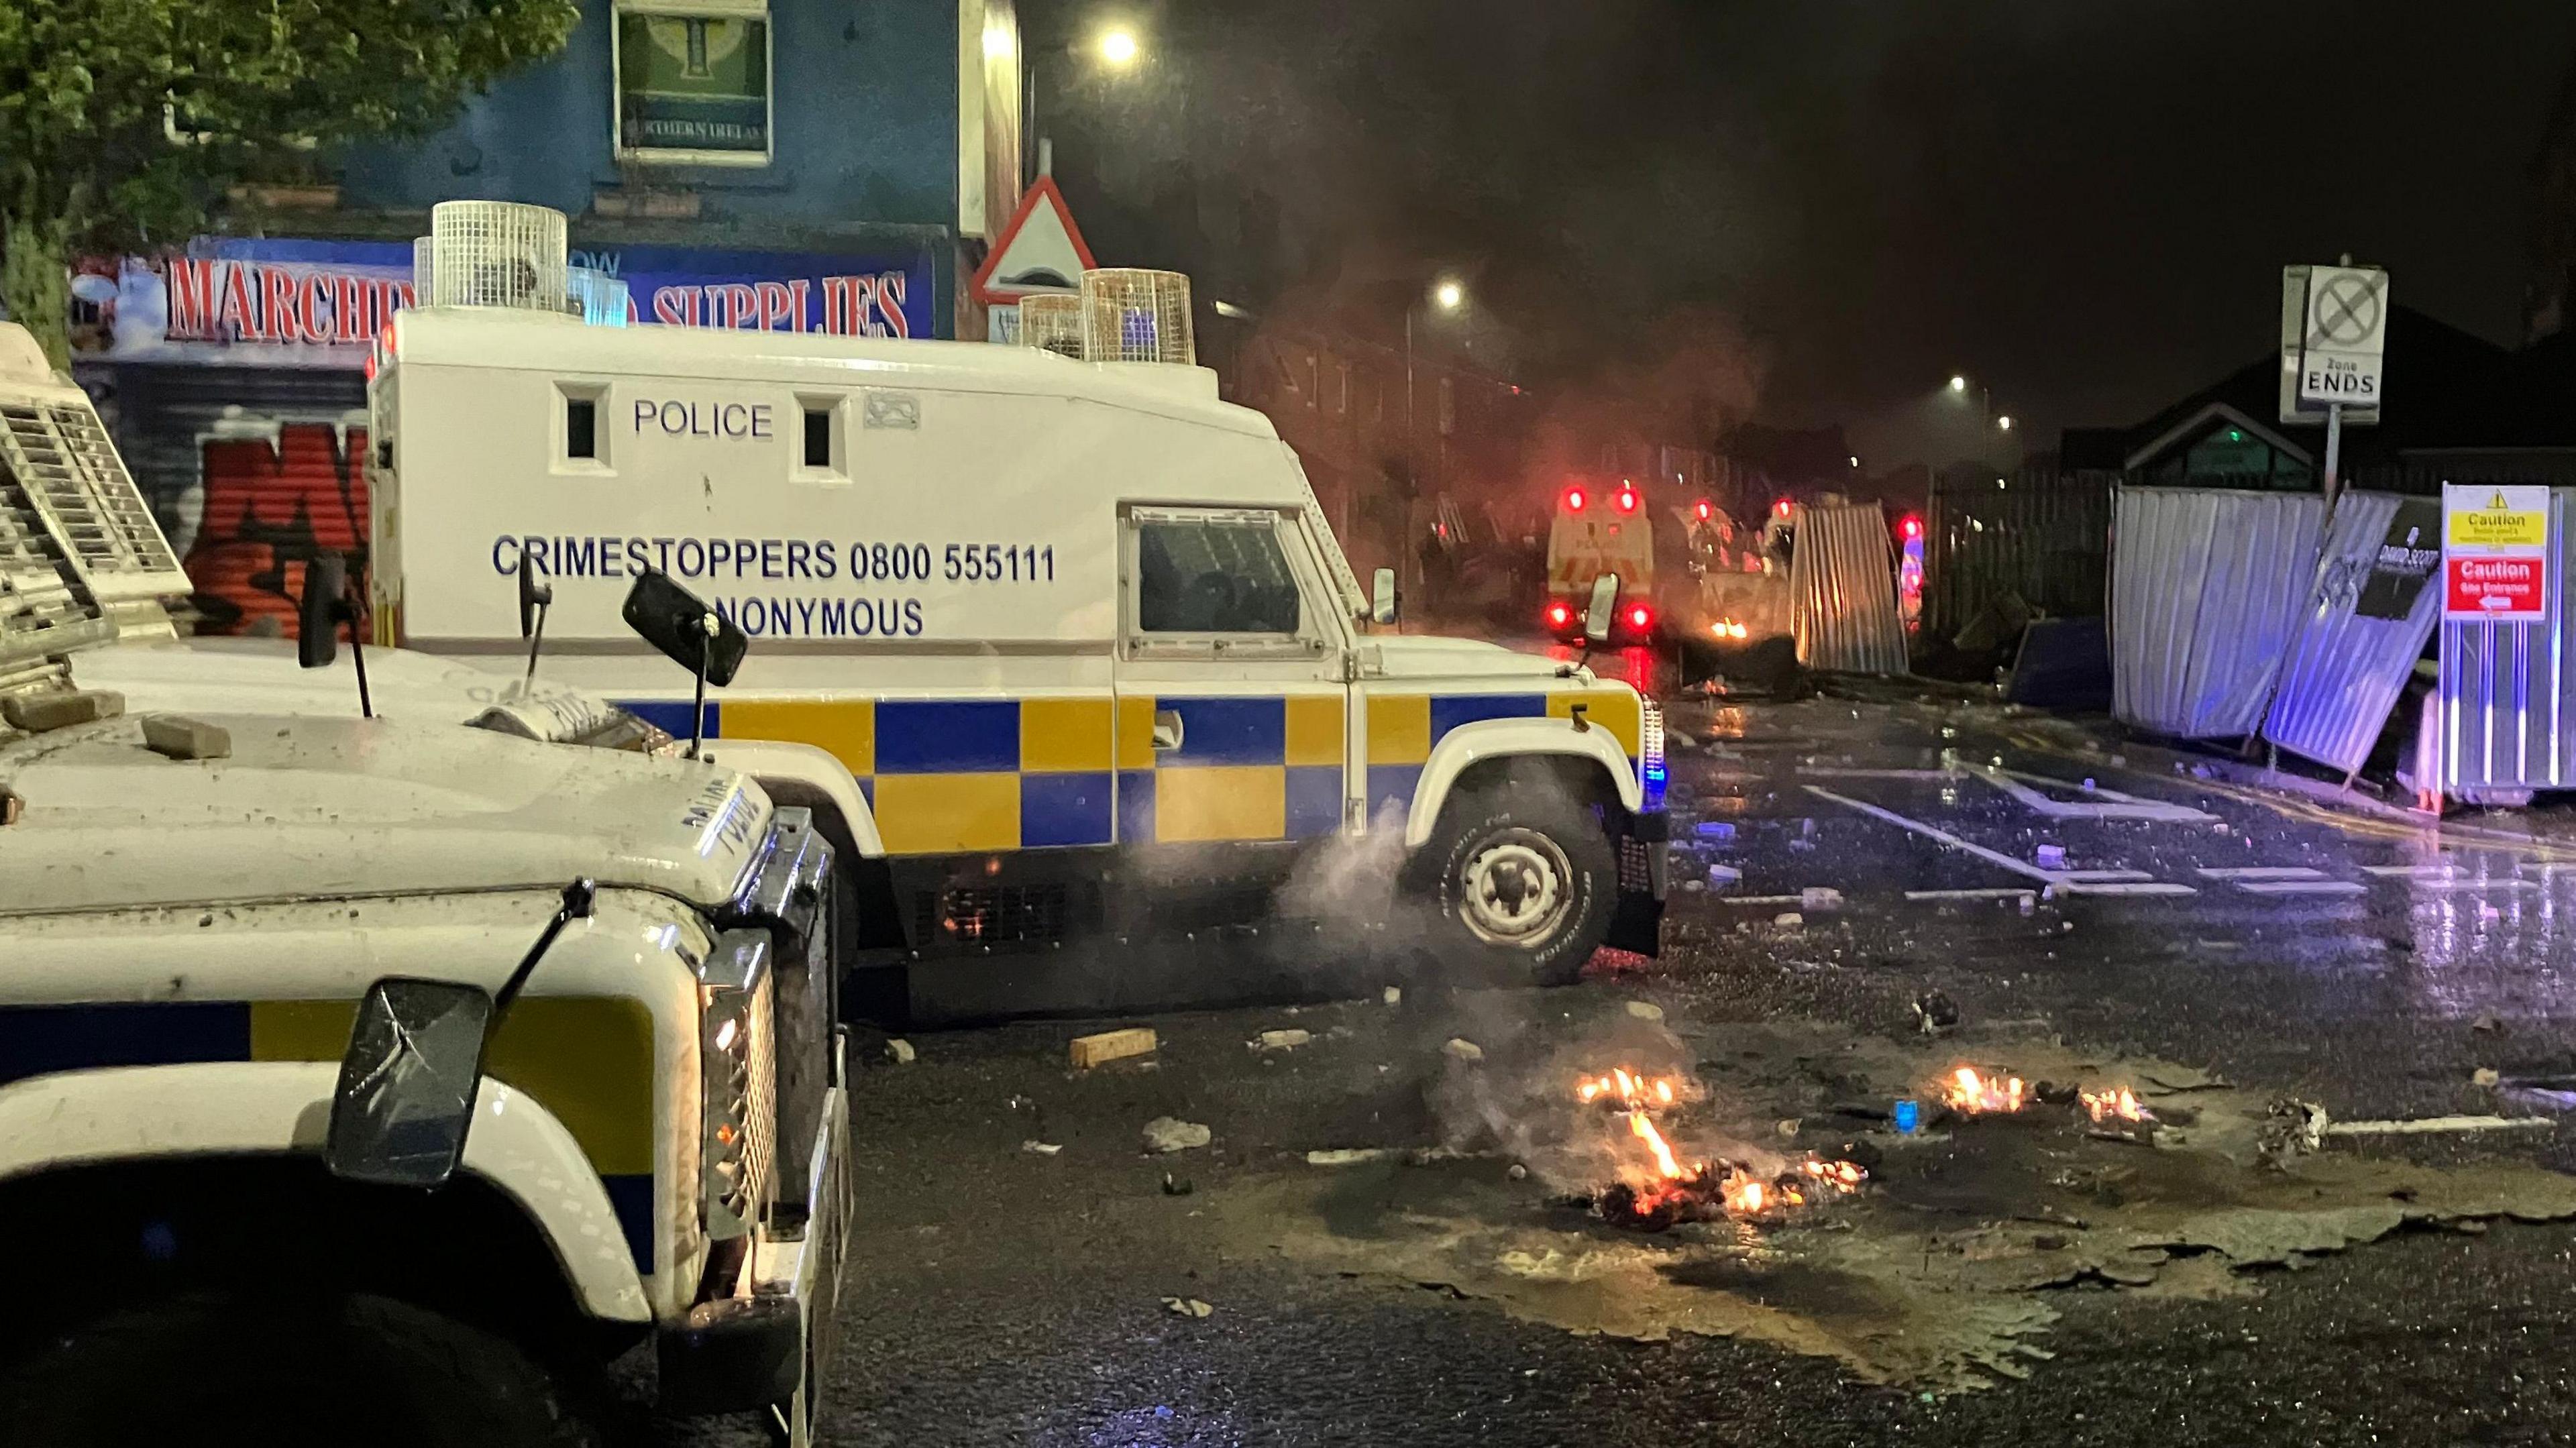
[
  {"x1": 166, "y1": 259, "x2": 220, "y2": 340},
  {"x1": 2447, "y1": 557, "x2": 2546, "y2": 618}
]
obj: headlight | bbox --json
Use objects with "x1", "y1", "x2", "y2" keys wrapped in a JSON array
[
  {"x1": 698, "y1": 928, "x2": 776, "y2": 1241},
  {"x1": 1640, "y1": 698, "x2": 1667, "y2": 811}
]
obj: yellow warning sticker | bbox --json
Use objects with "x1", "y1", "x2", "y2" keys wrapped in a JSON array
[{"x1": 2448, "y1": 490, "x2": 2548, "y2": 547}]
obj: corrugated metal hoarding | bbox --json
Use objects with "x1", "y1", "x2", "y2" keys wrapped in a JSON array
[
  {"x1": 1789, "y1": 500, "x2": 1907, "y2": 675},
  {"x1": 2110, "y1": 486, "x2": 2324, "y2": 738},
  {"x1": 2442, "y1": 488, "x2": 2576, "y2": 800},
  {"x1": 2261, "y1": 492, "x2": 2441, "y2": 776}
]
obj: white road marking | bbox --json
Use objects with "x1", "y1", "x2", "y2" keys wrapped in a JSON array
[
  {"x1": 1969, "y1": 766, "x2": 2222, "y2": 824},
  {"x1": 2363, "y1": 864, "x2": 2461, "y2": 879},
  {"x1": 2061, "y1": 868, "x2": 2156, "y2": 882},
  {"x1": 2398, "y1": 877, "x2": 2541, "y2": 893},
  {"x1": 1904, "y1": 887, "x2": 2039, "y2": 901},
  {"x1": 1717, "y1": 894, "x2": 1807, "y2": 906},
  {"x1": 2196, "y1": 866, "x2": 2330, "y2": 881},
  {"x1": 1801, "y1": 767, "x2": 1960, "y2": 781},
  {"x1": 1802, "y1": 784, "x2": 2199, "y2": 897},
  {"x1": 2235, "y1": 880, "x2": 2368, "y2": 896}
]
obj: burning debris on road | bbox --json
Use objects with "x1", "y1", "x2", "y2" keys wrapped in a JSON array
[
  {"x1": 1573, "y1": 1065, "x2": 1867, "y2": 1231},
  {"x1": 1943, "y1": 1065, "x2": 2028, "y2": 1115}
]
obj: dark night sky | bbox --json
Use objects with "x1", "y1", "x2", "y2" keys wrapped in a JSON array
[{"x1": 1038, "y1": 2, "x2": 2576, "y2": 469}]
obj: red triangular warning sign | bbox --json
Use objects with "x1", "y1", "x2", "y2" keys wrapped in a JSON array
[{"x1": 971, "y1": 176, "x2": 1097, "y2": 307}]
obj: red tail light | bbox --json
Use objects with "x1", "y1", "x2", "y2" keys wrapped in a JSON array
[
  {"x1": 1615, "y1": 488, "x2": 1639, "y2": 514},
  {"x1": 1900, "y1": 514, "x2": 1923, "y2": 540},
  {"x1": 1695, "y1": 500, "x2": 1713, "y2": 520},
  {"x1": 1773, "y1": 498, "x2": 1792, "y2": 518},
  {"x1": 1627, "y1": 604, "x2": 1653, "y2": 630},
  {"x1": 1546, "y1": 602, "x2": 1572, "y2": 628},
  {"x1": 1563, "y1": 488, "x2": 1587, "y2": 512}
]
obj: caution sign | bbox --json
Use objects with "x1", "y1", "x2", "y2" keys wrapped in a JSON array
[{"x1": 2443, "y1": 484, "x2": 2552, "y2": 622}]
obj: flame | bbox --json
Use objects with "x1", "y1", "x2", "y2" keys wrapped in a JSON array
[
  {"x1": 1628, "y1": 1110, "x2": 1687, "y2": 1180},
  {"x1": 1576, "y1": 1069, "x2": 1684, "y2": 1110},
  {"x1": 1725, "y1": 1176, "x2": 1766, "y2": 1214},
  {"x1": 1943, "y1": 1065, "x2": 2027, "y2": 1113},
  {"x1": 1799, "y1": 1158, "x2": 1867, "y2": 1193},
  {"x1": 2081, "y1": 1086, "x2": 2151, "y2": 1123}
]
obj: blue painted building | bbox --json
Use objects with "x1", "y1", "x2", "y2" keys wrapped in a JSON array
[{"x1": 71, "y1": 0, "x2": 1023, "y2": 624}]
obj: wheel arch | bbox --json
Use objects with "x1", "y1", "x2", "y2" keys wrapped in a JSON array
[
  {"x1": 1403, "y1": 717, "x2": 1642, "y2": 849},
  {"x1": 0, "y1": 1062, "x2": 653, "y2": 1327}
]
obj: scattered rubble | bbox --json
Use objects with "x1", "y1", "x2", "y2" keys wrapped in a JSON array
[
  {"x1": 1071, "y1": 1027, "x2": 1158, "y2": 1069},
  {"x1": 883, "y1": 1038, "x2": 916, "y2": 1065},
  {"x1": 1021, "y1": 1139, "x2": 1062, "y2": 1156},
  {"x1": 1801, "y1": 886, "x2": 1845, "y2": 913},
  {"x1": 1162, "y1": 1172, "x2": 1193, "y2": 1196},
  {"x1": 1623, "y1": 1001, "x2": 1664, "y2": 1023},
  {"x1": 1772, "y1": 911, "x2": 1805, "y2": 929},
  {"x1": 2033, "y1": 844, "x2": 2066, "y2": 869},
  {"x1": 2473, "y1": 1067, "x2": 2502, "y2": 1088},
  {"x1": 1443, "y1": 1038, "x2": 1485, "y2": 1064},
  {"x1": 1912, "y1": 991, "x2": 1960, "y2": 1036},
  {"x1": 2473, "y1": 1013, "x2": 2508, "y2": 1036},
  {"x1": 1307, "y1": 1148, "x2": 1407, "y2": 1167},
  {"x1": 1, "y1": 689, "x2": 121, "y2": 733},
  {"x1": 1161, "y1": 1297, "x2": 1214, "y2": 1319},
  {"x1": 1382, "y1": 986, "x2": 1402, "y2": 1007},
  {"x1": 1141, "y1": 1117, "x2": 1212, "y2": 1154},
  {"x1": 141, "y1": 715, "x2": 231, "y2": 761},
  {"x1": 1252, "y1": 1028, "x2": 1313, "y2": 1052}
]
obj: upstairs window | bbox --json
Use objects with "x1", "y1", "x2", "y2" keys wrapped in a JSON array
[{"x1": 614, "y1": 1, "x2": 773, "y2": 166}]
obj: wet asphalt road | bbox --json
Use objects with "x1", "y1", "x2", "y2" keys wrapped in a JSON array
[{"x1": 684, "y1": 689, "x2": 2576, "y2": 1447}]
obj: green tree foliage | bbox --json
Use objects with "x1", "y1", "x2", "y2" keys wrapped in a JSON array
[{"x1": 0, "y1": 1, "x2": 579, "y2": 366}]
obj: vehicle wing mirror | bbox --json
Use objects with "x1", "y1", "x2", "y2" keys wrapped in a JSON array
[
  {"x1": 298, "y1": 554, "x2": 347, "y2": 669},
  {"x1": 1370, "y1": 567, "x2": 1399, "y2": 626},
  {"x1": 324, "y1": 978, "x2": 495, "y2": 1189},
  {"x1": 623, "y1": 569, "x2": 747, "y2": 687},
  {"x1": 517, "y1": 566, "x2": 554, "y2": 641},
  {"x1": 1582, "y1": 572, "x2": 1622, "y2": 646}
]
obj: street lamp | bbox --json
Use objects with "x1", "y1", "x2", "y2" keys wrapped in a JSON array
[
  {"x1": 1996, "y1": 414, "x2": 2014, "y2": 432},
  {"x1": 1024, "y1": 21, "x2": 1146, "y2": 184},
  {"x1": 1402, "y1": 278, "x2": 1467, "y2": 586},
  {"x1": 1948, "y1": 374, "x2": 1968, "y2": 394}
]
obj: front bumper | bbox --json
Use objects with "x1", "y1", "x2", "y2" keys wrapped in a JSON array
[
  {"x1": 1605, "y1": 808, "x2": 1668, "y2": 956},
  {"x1": 659, "y1": 1034, "x2": 852, "y2": 1421}
]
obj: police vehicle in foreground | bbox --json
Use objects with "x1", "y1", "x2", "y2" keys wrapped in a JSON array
[
  {"x1": 369, "y1": 204, "x2": 1668, "y2": 1010},
  {"x1": 0, "y1": 319, "x2": 850, "y2": 1445}
]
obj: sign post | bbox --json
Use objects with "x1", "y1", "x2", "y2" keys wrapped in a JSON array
[
  {"x1": 2282, "y1": 262, "x2": 2389, "y2": 510},
  {"x1": 2443, "y1": 484, "x2": 2551, "y2": 624}
]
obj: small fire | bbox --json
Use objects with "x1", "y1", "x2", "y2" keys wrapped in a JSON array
[
  {"x1": 1943, "y1": 1066, "x2": 2027, "y2": 1114},
  {"x1": 1573, "y1": 1068, "x2": 1866, "y2": 1229},
  {"x1": 2081, "y1": 1086, "x2": 2152, "y2": 1124}
]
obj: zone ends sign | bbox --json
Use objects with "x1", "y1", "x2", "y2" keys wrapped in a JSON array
[{"x1": 2279, "y1": 265, "x2": 2389, "y2": 424}]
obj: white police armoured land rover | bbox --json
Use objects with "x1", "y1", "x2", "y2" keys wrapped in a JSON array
[
  {"x1": 368, "y1": 206, "x2": 1668, "y2": 1013},
  {"x1": 0, "y1": 321, "x2": 849, "y2": 1445}
]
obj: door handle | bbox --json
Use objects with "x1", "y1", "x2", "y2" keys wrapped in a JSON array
[{"x1": 1152, "y1": 709, "x2": 1185, "y2": 751}]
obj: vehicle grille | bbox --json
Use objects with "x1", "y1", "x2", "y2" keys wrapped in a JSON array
[
  {"x1": 1619, "y1": 836, "x2": 1656, "y2": 894},
  {"x1": 916, "y1": 884, "x2": 1068, "y2": 946},
  {"x1": 0, "y1": 402, "x2": 189, "y2": 602},
  {"x1": 737, "y1": 970, "x2": 776, "y2": 1228}
]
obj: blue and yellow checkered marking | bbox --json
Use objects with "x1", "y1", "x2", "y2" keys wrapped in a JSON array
[
  {"x1": 0, "y1": 999, "x2": 660, "y2": 1272},
  {"x1": 625, "y1": 687, "x2": 1639, "y2": 854}
]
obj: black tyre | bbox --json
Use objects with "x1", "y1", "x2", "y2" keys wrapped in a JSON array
[
  {"x1": 1416, "y1": 783, "x2": 1617, "y2": 986},
  {"x1": 0, "y1": 1290, "x2": 598, "y2": 1448}
]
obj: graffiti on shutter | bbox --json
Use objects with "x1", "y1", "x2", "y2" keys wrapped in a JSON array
[{"x1": 183, "y1": 422, "x2": 369, "y2": 636}]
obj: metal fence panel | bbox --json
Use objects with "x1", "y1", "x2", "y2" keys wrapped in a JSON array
[
  {"x1": 1924, "y1": 467, "x2": 2113, "y2": 641},
  {"x1": 1790, "y1": 500, "x2": 1907, "y2": 675},
  {"x1": 2110, "y1": 486, "x2": 2325, "y2": 738},
  {"x1": 2261, "y1": 492, "x2": 2441, "y2": 776},
  {"x1": 2442, "y1": 488, "x2": 2576, "y2": 797}
]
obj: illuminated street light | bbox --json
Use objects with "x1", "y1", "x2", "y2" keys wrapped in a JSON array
[
  {"x1": 1098, "y1": 26, "x2": 1140, "y2": 65},
  {"x1": 1434, "y1": 280, "x2": 1464, "y2": 311},
  {"x1": 1949, "y1": 374, "x2": 1968, "y2": 394},
  {"x1": 1996, "y1": 414, "x2": 2015, "y2": 432}
]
